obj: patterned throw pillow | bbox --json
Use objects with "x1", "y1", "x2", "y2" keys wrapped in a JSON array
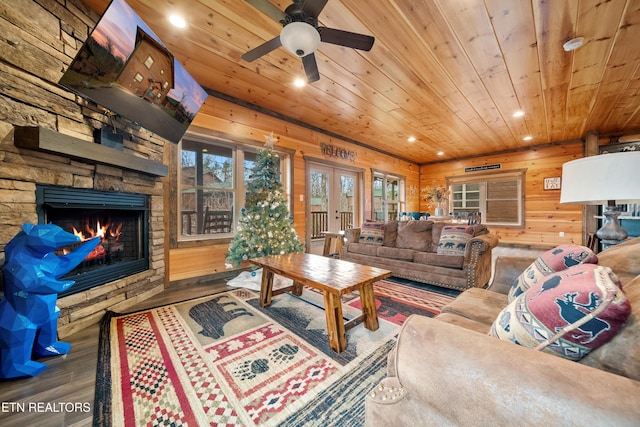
[
  {"x1": 359, "y1": 222, "x2": 385, "y2": 245},
  {"x1": 436, "y1": 225, "x2": 474, "y2": 256},
  {"x1": 509, "y1": 244, "x2": 598, "y2": 302},
  {"x1": 489, "y1": 264, "x2": 631, "y2": 361}
]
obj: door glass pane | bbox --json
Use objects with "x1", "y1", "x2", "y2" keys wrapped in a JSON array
[
  {"x1": 387, "y1": 202, "x2": 399, "y2": 221},
  {"x1": 373, "y1": 175, "x2": 384, "y2": 221},
  {"x1": 386, "y1": 177, "x2": 399, "y2": 201},
  {"x1": 310, "y1": 171, "x2": 329, "y2": 238},
  {"x1": 339, "y1": 175, "x2": 355, "y2": 229}
]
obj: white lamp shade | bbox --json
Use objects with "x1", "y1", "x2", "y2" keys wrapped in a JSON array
[
  {"x1": 280, "y1": 22, "x2": 321, "y2": 57},
  {"x1": 560, "y1": 151, "x2": 640, "y2": 205}
]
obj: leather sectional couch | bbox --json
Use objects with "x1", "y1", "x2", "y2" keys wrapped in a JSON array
[
  {"x1": 342, "y1": 220, "x2": 499, "y2": 291},
  {"x1": 365, "y1": 237, "x2": 640, "y2": 426}
]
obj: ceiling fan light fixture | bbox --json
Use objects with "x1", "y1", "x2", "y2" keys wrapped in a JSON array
[{"x1": 280, "y1": 22, "x2": 320, "y2": 57}]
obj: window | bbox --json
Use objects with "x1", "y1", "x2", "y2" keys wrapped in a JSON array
[
  {"x1": 144, "y1": 55, "x2": 154, "y2": 69},
  {"x1": 179, "y1": 138, "x2": 289, "y2": 239},
  {"x1": 372, "y1": 170, "x2": 405, "y2": 221},
  {"x1": 448, "y1": 170, "x2": 525, "y2": 227}
]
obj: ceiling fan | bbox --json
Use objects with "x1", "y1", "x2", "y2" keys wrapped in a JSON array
[{"x1": 241, "y1": 0, "x2": 375, "y2": 83}]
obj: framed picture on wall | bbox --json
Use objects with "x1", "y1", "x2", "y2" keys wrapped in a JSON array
[{"x1": 543, "y1": 176, "x2": 561, "y2": 190}]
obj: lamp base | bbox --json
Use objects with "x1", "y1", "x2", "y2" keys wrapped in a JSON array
[{"x1": 596, "y1": 206, "x2": 628, "y2": 249}]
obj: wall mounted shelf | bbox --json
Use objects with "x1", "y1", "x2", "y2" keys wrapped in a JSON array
[{"x1": 13, "y1": 126, "x2": 168, "y2": 177}]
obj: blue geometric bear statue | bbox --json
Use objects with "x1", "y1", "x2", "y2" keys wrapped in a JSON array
[{"x1": 0, "y1": 223, "x2": 100, "y2": 379}]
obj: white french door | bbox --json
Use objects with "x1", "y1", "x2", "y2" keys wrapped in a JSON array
[{"x1": 308, "y1": 163, "x2": 360, "y2": 243}]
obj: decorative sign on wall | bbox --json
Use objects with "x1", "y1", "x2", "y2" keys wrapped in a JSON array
[
  {"x1": 544, "y1": 176, "x2": 562, "y2": 190},
  {"x1": 465, "y1": 163, "x2": 501, "y2": 173},
  {"x1": 320, "y1": 142, "x2": 356, "y2": 162}
]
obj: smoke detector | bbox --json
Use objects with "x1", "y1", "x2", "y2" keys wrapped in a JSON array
[{"x1": 563, "y1": 37, "x2": 584, "y2": 52}]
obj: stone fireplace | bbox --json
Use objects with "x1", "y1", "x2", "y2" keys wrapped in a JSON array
[
  {"x1": 36, "y1": 185, "x2": 150, "y2": 297},
  {"x1": 0, "y1": 126, "x2": 169, "y2": 339},
  {"x1": 0, "y1": 1, "x2": 169, "y2": 339}
]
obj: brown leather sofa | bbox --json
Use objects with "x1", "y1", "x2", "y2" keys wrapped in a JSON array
[
  {"x1": 343, "y1": 221, "x2": 499, "y2": 291},
  {"x1": 365, "y1": 237, "x2": 640, "y2": 426}
]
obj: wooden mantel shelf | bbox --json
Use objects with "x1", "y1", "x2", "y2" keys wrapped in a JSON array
[{"x1": 13, "y1": 126, "x2": 168, "y2": 177}]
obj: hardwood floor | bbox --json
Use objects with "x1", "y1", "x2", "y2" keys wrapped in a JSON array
[{"x1": 0, "y1": 279, "x2": 228, "y2": 427}]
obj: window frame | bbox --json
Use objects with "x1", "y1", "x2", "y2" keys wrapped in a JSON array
[
  {"x1": 447, "y1": 169, "x2": 526, "y2": 227},
  {"x1": 178, "y1": 135, "x2": 294, "y2": 241}
]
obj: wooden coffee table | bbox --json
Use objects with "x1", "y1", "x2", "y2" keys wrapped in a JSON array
[{"x1": 250, "y1": 253, "x2": 392, "y2": 352}]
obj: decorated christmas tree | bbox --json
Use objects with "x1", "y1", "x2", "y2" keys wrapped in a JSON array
[{"x1": 225, "y1": 133, "x2": 304, "y2": 267}]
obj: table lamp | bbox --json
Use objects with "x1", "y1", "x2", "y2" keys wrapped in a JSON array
[{"x1": 560, "y1": 151, "x2": 640, "y2": 247}]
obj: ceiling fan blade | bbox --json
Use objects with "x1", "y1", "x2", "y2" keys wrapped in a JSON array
[
  {"x1": 301, "y1": 0, "x2": 329, "y2": 18},
  {"x1": 319, "y1": 27, "x2": 375, "y2": 51},
  {"x1": 244, "y1": 0, "x2": 287, "y2": 23},
  {"x1": 302, "y1": 53, "x2": 320, "y2": 82},
  {"x1": 241, "y1": 36, "x2": 282, "y2": 62}
]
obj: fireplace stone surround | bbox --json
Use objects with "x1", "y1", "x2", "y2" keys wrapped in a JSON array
[
  {"x1": 0, "y1": 0, "x2": 172, "y2": 338},
  {"x1": 0, "y1": 127, "x2": 168, "y2": 338}
]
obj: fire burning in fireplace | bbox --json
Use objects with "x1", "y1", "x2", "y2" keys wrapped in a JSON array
[{"x1": 66, "y1": 220, "x2": 124, "y2": 262}]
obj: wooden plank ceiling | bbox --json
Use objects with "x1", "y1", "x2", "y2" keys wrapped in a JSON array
[{"x1": 81, "y1": 0, "x2": 640, "y2": 164}]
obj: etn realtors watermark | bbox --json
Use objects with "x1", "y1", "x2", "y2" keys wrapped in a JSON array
[{"x1": 1, "y1": 401, "x2": 91, "y2": 413}]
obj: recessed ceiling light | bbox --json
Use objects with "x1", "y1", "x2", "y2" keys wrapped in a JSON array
[
  {"x1": 169, "y1": 14, "x2": 186, "y2": 28},
  {"x1": 407, "y1": 136, "x2": 416, "y2": 143},
  {"x1": 513, "y1": 110, "x2": 525, "y2": 117},
  {"x1": 294, "y1": 78, "x2": 306, "y2": 88},
  {"x1": 437, "y1": 151, "x2": 444, "y2": 156},
  {"x1": 523, "y1": 135, "x2": 533, "y2": 141}
]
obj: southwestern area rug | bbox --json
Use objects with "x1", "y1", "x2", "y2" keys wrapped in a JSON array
[{"x1": 93, "y1": 279, "x2": 457, "y2": 426}]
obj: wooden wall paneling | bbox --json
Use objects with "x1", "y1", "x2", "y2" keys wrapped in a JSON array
[
  {"x1": 169, "y1": 96, "x2": 420, "y2": 281},
  {"x1": 169, "y1": 243, "x2": 233, "y2": 281},
  {"x1": 419, "y1": 141, "x2": 585, "y2": 247}
]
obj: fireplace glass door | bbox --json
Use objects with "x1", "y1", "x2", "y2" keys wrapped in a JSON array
[{"x1": 36, "y1": 185, "x2": 149, "y2": 296}]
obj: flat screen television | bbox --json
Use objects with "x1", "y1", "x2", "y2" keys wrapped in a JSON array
[{"x1": 59, "y1": 0, "x2": 207, "y2": 144}]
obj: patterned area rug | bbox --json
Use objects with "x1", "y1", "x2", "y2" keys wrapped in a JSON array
[{"x1": 93, "y1": 279, "x2": 457, "y2": 426}]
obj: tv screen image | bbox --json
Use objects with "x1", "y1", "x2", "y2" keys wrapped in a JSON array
[{"x1": 59, "y1": 0, "x2": 207, "y2": 143}]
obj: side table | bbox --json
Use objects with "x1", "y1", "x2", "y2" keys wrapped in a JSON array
[{"x1": 322, "y1": 231, "x2": 345, "y2": 258}]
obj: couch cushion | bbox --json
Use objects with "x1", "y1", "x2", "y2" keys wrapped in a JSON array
[
  {"x1": 383, "y1": 220, "x2": 398, "y2": 247},
  {"x1": 490, "y1": 264, "x2": 631, "y2": 361},
  {"x1": 509, "y1": 244, "x2": 598, "y2": 302},
  {"x1": 436, "y1": 225, "x2": 474, "y2": 256},
  {"x1": 359, "y1": 222, "x2": 385, "y2": 245},
  {"x1": 346, "y1": 242, "x2": 379, "y2": 256},
  {"x1": 414, "y1": 252, "x2": 464, "y2": 269},
  {"x1": 396, "y1": 220, "x2": 432, "y2": 251},
  {"x1": 376, "y1": 246, "x2": 416, "y2": 261},
  {"x1": 440, "y1": 287, "x2": 508, "y2": 325},
  {"x1": 580, "y1": 274, "x2": 640, "y2": 381},
  {"x1": 430, "y1": 222, "x2": 445, "y2": 252}
]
